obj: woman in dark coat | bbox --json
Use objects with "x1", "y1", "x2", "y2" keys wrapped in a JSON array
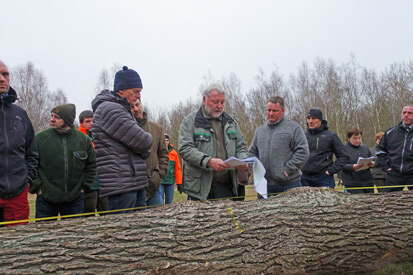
[{"x1": 341, "y1": 128, "x2": 375, "y2": 194}]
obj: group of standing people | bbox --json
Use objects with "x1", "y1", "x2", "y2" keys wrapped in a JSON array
[
  {"x1": 178, "y1": 84, "x2": 413, "y2": 199},
  {"x1": 1, "y1": 58, "x2": 412, "y2": 226},
  {"x1": 0, "y1": 61, "x2": 182, "y2": 226}
]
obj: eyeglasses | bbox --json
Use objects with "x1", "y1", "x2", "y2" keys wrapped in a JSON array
[{"x1": 350, "y1": 137, "x2": 362, "y2": 141}]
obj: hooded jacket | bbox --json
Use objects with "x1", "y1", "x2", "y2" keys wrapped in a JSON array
[
  {"x1": 0, "y1": 87, "x2": 39, "y2": 199},
  {"x1": 302, "y1": 120, "x2": 349, "y2": 176},
  {"x1": 92, "y1": 90, "x2": 153, "y2": 198}
]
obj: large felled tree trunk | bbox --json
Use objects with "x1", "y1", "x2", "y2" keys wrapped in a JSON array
[{"x1": 1, "y1": 188, "x2": 412, "y2": 274}]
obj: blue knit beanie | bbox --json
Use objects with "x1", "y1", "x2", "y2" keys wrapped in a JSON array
[{"x1": 114, "y1": 66, "x2": 143, "y2": 91}]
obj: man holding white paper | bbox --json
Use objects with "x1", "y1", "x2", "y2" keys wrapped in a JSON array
[
  {"x1": 249, "y1": 96, "x2": 309, "y2": 196},
  {"x1": 178, "y1": 83, "x2": 248, "y2": 201}
]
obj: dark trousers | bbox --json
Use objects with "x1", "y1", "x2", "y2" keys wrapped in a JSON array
[
  {"x1": 345, "y1": 183, "x2": 375, "y2": 194},
  {"x1": 259, "y1": 180, "x2": 301, "y2": 198},
  {"x1": 35, "y1": 193, "x2": 84, "y2": 219},
  {"x1": 383, "y1": 170, "x2": 413, "y2": 192},
  {"x1": 373, "y1": 178, "x2": 386, "y2": 193},
  {"x1": 232, "y1": 185, "x2": 245, "y2": 201},
  {"x1": 301, "y1": 173, "x2": 335, "y2": 189},
  {"x1": 188, "y1": 182, "x2": 235, "y2": 201},
  {"x1": 83, "y1": 190, "x2": 108, "y2": 213},
  {"x1": 108, "y1": 189, "x2": 146, "y2": 214}
]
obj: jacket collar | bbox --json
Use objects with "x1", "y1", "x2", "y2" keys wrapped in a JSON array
[
  {"x1": 52, "y1": 125, "x2": 75, "y2": 136},
  {"x1": 0, "y1": 87, "x2": 18, "y2": 105},
  {"x1": 267, "y1": 116, "x2": 285, "y2": 127},
  {"x1": 401, "y1": 122, "x2": 413, "y2": 132},
  {"x1": 136, "y1": 112, "x2": 148, "y2": 127},
  {"x1": 194, "y1": 106, "x2": 234, "y2": 129},
  {"x1": 307, "y1": 120, "x2": 329, "y2": 135},
  {"x1": 347, "y1": 141, "x2": 360, "y2": 148}
]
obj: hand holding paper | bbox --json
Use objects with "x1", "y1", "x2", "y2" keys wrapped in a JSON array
[{"x1": 355, "y1": 156, "x2": 375, "y2": 171}]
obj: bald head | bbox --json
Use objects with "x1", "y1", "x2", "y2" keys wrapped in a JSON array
[{"x1": 0, "y1": 60, "x2": 10, "y2": 95}]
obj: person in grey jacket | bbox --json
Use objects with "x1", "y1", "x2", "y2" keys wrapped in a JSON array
[
  {"x1": 249, "y1": 96, "x2": 309, "y2": 196},
  {"x1": 178, "y1": 83, "x2": 248, "y2": 201},
  {"x1": 92, "y1": 66, "x2": 153, "y2": 212}
]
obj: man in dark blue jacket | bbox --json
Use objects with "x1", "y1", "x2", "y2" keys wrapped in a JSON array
[
  {"x1": 301, "y1": 108, "x2": 349, "y2": 189},
  {"x1": 0, "y1": 60, "x2": 39, "y2": 226},
  {"x1": 377, "y1": 103, "x2": 413, "y2": 192}
]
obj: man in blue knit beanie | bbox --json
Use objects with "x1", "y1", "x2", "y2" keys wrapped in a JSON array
[{"x1": 92, "y1": 66, "x2": 153, "y2": 213}]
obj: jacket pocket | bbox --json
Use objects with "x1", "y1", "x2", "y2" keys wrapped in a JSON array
[
  {"x1": 73, "y1": 151, "x2": 88, "y2": 170},
  {"x1": 226, "y1": 131, "x2": 237, "y2": 139},
  {"x1": 183, "y1": 165, "x2": 202, "y2": 193}
]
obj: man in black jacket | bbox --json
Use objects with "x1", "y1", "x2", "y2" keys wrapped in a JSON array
[
  {"x1": 0, "y1": 60, "x2": 39, "y2": 225},
  {"x1": 376, "y1": 103, "x2": 413, "y2": 192},
  {"x1": 301, "y1": 108, "x2": 349, "y2": 189}
]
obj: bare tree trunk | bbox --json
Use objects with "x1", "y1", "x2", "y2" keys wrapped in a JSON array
[{"x1": 1, "y1": 188, "x2": 412, "y2": 274}]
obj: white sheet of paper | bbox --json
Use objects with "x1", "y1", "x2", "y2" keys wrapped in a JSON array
[
  {"x1": 223, "y1": 156, "x2": 256, "y2": 168},
  {"x1": 252, "y1": 158, "x2": 267, "y2": 199},
  {"x1": 223, "y1": 156, "x2": 268, "y2": 198},
  {"x1": 356, "y1": 156, "x2": 375, "y2": 171}
]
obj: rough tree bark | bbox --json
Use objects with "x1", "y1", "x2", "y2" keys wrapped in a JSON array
[{"x1": 1, "y1": 188, "x2": 412, "y2": 274}]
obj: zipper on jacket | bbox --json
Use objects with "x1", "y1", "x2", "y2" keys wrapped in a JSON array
[
  {"x1": 400, "y1": 131, "x2": 408, "y2": 172},
  {"x1": 128, "y1": 152, "x2": 136, "y2": 177},
  {"x1": 410, "y1": 137, "x2": 413, "y2": 151},
  {"x1": 1, "y1": 104, "x2": 11, "y2": 195},
  {"x1": 63, "y1": 136, "x2": 68, "y2": 201},
  {"x1": 316, "y1": 137, "x2": 319, "y2": 150}
]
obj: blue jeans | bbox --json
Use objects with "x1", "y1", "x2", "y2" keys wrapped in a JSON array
[
  {"x1": 108, "y1": 189, "x2": 146, "y2": 214},
  {"x1": 301, "y1": 173, "x2": 335, "y2": 189},
  {"x1": 146, "y1": 188, "x2": 163, "y2": 207},
  {"x1": 265, "y1": 180, "x2": 301, "y2": 197},
  {"x1": 36, "y1": 193, "x2": 84, "y2": 219},
  {"x1": 159, "y1": 184, "x2": 174, "y2": 204}
]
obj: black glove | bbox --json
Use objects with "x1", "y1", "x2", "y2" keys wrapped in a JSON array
[{"x1": 177, "y1": 184, "x2": 183, "y2": 194}]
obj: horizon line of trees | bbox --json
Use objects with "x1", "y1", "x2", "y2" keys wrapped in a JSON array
[
  {"x1": 143, "y1": 57, "x2": 413, "y2": 148},
  {"x1": 10, "y1": 57, "x2": 413, "y2": 149}
]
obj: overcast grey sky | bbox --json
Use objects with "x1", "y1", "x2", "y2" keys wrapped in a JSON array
[{"x1": 2, "y1": 0, "x2": 412, "y2": 115}]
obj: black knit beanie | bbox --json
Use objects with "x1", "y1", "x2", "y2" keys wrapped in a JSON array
[
  {"x1": 307, "y1": 108, "x2": 323, "y2": 121},
  {"x1": 114, "y1": 66, "x2": 143, "y2": 91},
  {"x1": 51, "y1": 104, "x2": 76, "y2": 126}
]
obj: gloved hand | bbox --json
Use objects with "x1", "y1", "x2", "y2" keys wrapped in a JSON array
[{"x1": 177, "y1": 184, "x2": 183, "y2": 194}]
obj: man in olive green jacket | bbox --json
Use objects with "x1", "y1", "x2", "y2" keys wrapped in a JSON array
[
  {"x1": 30, "y1": 104, "x2": 96, "y2": 219},
  {"x1": 131, "y1": 100, "x2": 169, "y2": 206},
  {"x1": 178, "y1": 83, "x2": 248, "y2": 201}
]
